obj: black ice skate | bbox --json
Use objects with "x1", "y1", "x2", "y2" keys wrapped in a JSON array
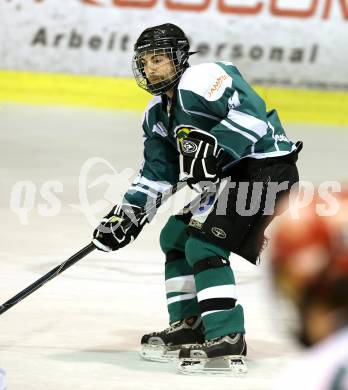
[
  {"x1": 140, "y1": 317, "x2": 204, "y2": 362},
  {"x1": 177, "y1": 332, "x2": 247, "y2": 375}
]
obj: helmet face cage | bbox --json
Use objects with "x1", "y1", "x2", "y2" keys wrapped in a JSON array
[
  {"x1": 133, "y1": 23, "x2": 190, "y2": 95},
  {"x1": 132, "y1": 45, "x2": 188, "y2": 95}
]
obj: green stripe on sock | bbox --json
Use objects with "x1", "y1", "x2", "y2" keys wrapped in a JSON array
[
  {"x1": 168, "y1": 297, "x2": 200, "y2": 324},
  {"x1": 203, "y1": 305, "x2": 245, "y2": 340},
  {"x1": 195, "y1": 267, "x2": 235, "y2": 291},
  {"x1": 166, "y1": 291, "x2": 190, "y2": 299},
  {"x1": 165, "y1": 258, "x2": 194, "y2": 280}
]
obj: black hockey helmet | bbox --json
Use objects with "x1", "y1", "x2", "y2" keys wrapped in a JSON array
[{"x1": 132, "y1": 23, "x2": 191, "y2": 95}]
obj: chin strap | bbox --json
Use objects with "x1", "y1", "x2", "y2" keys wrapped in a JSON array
[{"x1": 166, "y1": 87, "x2": 178, "y2": 132}]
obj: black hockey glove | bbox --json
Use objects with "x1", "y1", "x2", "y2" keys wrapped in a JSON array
[
  {"x1": 92, "y1": 204, "x2": 148, "y2": 252},
  {"x1": 178, "y1": 128, "x2": 223, "y2": 190}
]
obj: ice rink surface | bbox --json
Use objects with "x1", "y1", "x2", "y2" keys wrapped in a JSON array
[{"x1": 1, "y1": 103, "x2": 348, "y2": 390}]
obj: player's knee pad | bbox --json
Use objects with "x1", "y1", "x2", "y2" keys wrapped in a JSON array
[
  {"x1": 159, "y1": 215, "x2": 189, "y2": 255},
  {"x1": 185, "y1": 236, "x2": 230, "y2": 268}
]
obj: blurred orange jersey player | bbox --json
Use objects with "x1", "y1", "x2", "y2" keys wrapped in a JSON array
[{"x1": 270, "y1": 190, "x2": 348, "y2": 390}]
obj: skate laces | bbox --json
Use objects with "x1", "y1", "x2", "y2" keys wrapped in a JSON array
[
  {"x1": 149, "y1": 317, "x2": 202, "y2": 337},
  {"x1": 164, "y1": 316, "x2": 202, "y2": 334},
  {"x1": 149, "y1": 320, "x2": 184, "y2": 336},
  {"x1": 164, "y1": 320, "x2": 183, "y2": 334},
  {"x1": 148, "y1": 321, "x2": 182, "y2": 337}
]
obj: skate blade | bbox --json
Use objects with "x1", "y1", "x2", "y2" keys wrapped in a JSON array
[
  {"x1": 139, "y1": 344, "x2": 180, "y2": 363},
  {"x1": 177, "y1": 355, "x2": 247, "y2": 375}
]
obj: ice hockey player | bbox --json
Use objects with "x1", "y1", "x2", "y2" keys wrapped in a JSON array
[
  {"x1": 92, "y1": 23, "x2": 300, "y2": 375},
  {"x1": 270, "y1": 190, "x2": 348, "y2": 389}
]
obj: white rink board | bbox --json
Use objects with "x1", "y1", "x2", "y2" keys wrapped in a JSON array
[
  {"x1": 1, "y1": 0, "x2": 348, "y2": 88},
  {"x1": 1, "y1": 104, "x2": 348, "y2": 389}
]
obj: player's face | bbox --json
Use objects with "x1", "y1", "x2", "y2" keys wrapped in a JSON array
[{"x1": 140, "y1": 51, "x2": 176, "y2": 87}]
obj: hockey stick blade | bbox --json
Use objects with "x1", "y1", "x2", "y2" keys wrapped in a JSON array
[{"x1": 0, "y1": 243, "x2": 95, "y2": 316}]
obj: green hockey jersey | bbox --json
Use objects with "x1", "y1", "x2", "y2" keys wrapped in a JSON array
[{"x1": 124, "y1": 61, "x2": 295, "y2": 208}]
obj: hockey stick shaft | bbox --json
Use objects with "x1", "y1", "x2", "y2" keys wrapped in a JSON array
[
  {"x1": 0, "y1": 183, "x2": 184, "y2": 316},
  {"x1": 0, "y1": 185, "x2": 181, "y2": 315},
  {"x1": 0, "y1": 243, "x2": 95, "y2": 315}
]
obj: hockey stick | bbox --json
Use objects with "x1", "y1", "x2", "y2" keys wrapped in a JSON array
[
  {"x1": 0, "y1": 160, "x2": 238, "y2": 316},
  {"x1": 0, "y1": 183, "x2": 188, "y2": 315},
  {"x1": 0, "y1": 244, "x2": 96, "y2": 315}
]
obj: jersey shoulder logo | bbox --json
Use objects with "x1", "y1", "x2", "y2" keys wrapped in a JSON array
[{"x1": 208, "y1": 74, "x2": 230, "y2": 99}]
